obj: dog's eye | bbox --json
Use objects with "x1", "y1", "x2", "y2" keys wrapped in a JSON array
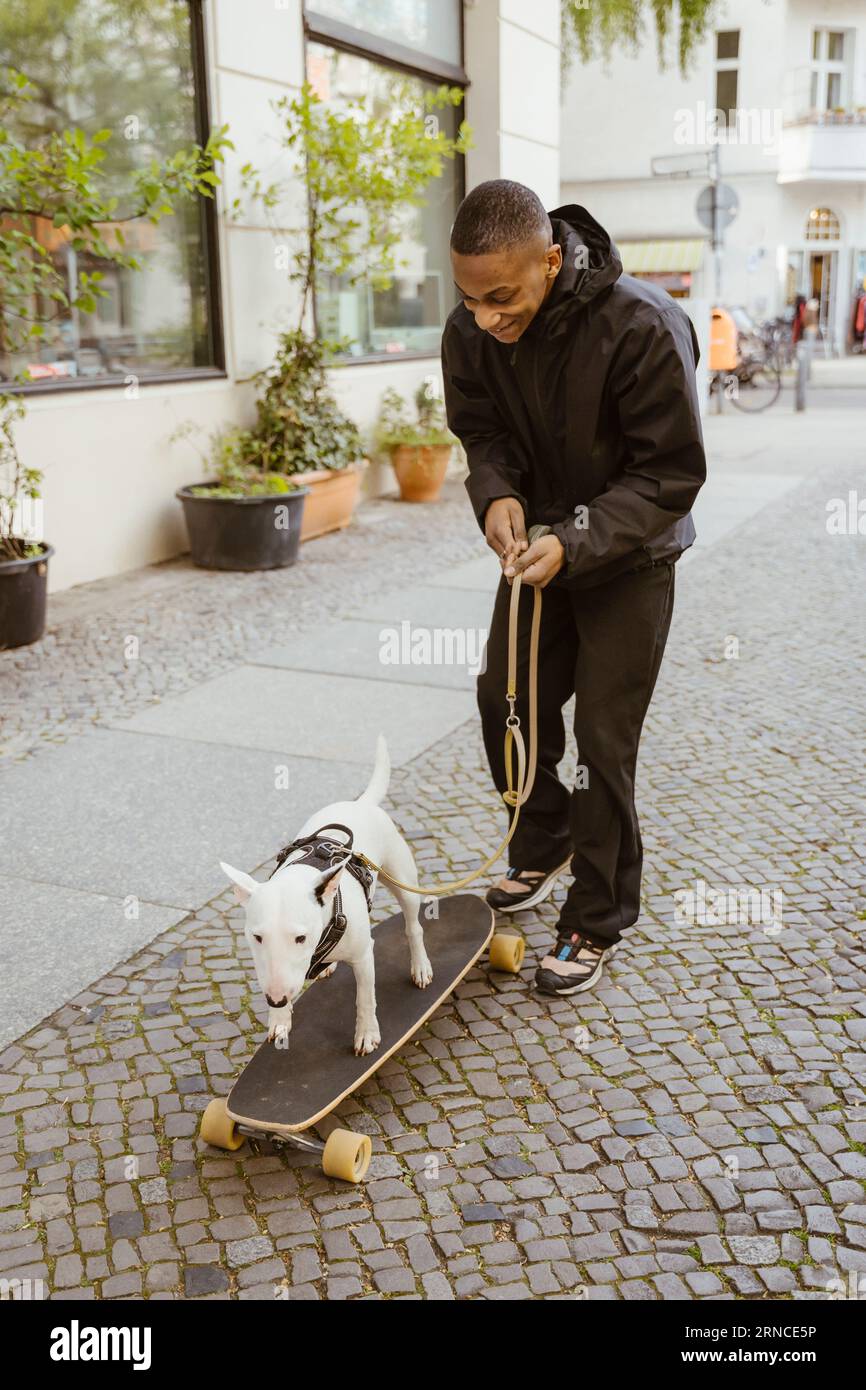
[
  {"x1": 295, "y1": 935, "x2": 306, "y2": 945},
  {"x1": 253, "y1": 934, "x2": 263, "y2": 944}
]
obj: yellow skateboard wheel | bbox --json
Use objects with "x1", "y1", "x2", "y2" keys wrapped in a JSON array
[
  {"x1": 200, "y1": 1098, "x2": 244, "y2": 1151},
  {"x1": 489, "y1": 932, "x2": 525, "y2": 973},
  {"x1": 322, "y1": 1128, "x2": 372, "y2": 1183}
]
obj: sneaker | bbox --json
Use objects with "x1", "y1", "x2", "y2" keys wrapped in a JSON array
[
  {"x1": 485, "y1": 859, "x2": 571, "y2": 915},
  {"x1": 534, "y1": 932, "x2": 618, "y2": 997}
]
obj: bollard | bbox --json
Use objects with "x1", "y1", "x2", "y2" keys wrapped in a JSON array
[{"x1": 795, "y1": 341, "x2": 808, "y2": 411}]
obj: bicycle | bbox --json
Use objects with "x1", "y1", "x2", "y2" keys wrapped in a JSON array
[{"x1": 709, "y1": 347, "x2": 782, "y2": 412}]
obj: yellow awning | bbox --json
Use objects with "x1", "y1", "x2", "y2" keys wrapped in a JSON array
[{"x1": 618, "y1": 239, "x2": 706, "y2": 274}]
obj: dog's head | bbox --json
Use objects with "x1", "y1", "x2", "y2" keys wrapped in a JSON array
[{"x1": 220, "y1": 857, "x2": 349, "y2": 1009}]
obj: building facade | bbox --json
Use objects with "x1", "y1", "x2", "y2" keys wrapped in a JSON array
[
  {"x1": 5, "y1": 0, "x2": 561, "y2": 591},
  {"x1": 560, "y1": 0, "x2": 866, "y2": 356}
]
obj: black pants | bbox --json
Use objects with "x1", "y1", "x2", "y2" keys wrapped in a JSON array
[{"x1": 478, "y1": 559, "x2": 676, "y2": 949}]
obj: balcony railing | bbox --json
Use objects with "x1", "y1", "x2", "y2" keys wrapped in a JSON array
[
  {"x1": 778, "y1": 117, "x2": 866, "y2": 183},
  {"x1": 784, "y1": 108, "x2": 866, "y2": 128}
]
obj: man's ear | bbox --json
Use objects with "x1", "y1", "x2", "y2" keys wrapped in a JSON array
[
  {"x1": 546, "y1": 243, "x2": 563, "y2": 276},
  {"x1": 220, "y1": 862, "x2": 258, "y2": 904},
  {"x1": 314, "y1": 856, "x2": 350, "y2": 906}
]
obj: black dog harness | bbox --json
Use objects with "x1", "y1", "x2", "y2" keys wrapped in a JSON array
[{"x1": 268, "y1": 822, "x2": 375, "y2": 981}]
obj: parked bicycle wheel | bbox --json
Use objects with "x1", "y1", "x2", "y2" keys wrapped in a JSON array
[{"x1": 728, "y1": 354, "x2": 782, "y2": 412}]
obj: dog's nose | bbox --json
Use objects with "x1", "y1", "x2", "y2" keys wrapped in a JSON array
[{"x1": 266, "y1": 993, "x2": 288, "y2": 1009}]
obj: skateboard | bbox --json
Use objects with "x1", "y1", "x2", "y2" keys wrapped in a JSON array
[{"x1": 199, "y1": 893, "x2": 524, "y2": 1182}]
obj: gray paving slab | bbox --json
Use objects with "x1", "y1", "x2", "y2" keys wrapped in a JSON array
[
  {"x1": 347, "y1": 582, "x2": 496, "y2": 630},
  {"x1": 250, "y1": 618, "x2": 480, "y2": 689},
  {"x1": 103, "y1": 666, "x2": 475, "y2": 767},
  {"x1": 0, "y1": 878, "x2": 183, "y2": 1046},
  {"x1": 0, "y1": 728, "x2": 355, "y2": 908},
  {"x1": 683, "y1": 470, "x2": 804, "y2": 562},
  {"x1": 428, "y1": 553, "x2": 500, "y2": 591}
]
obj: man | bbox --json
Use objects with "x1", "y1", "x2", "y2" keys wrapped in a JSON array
[{"x1": 442, "y1": 180, "x2": 706, "y2": 998}]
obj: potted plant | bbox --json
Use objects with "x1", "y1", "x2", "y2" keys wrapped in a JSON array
[
  {"x1": 248, "y1": 329, "x2": 364, "y2": 542},
  {"x1": 374, "y1": 378, "x2": 456, "y2": 503},
  {"x1": 0, "y1": 64, "x2": 232, "y2": 646},
  {"x1": 0, "y1": 393, "x2": 48, "y2": 649},
  {"x1": 174, "y1": 425, "x2": 309, "y2": 571},
  {"x1": 233, "y1": 80, "x2": 469, "y2": 538}
]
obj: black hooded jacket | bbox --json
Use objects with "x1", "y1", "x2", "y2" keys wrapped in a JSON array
[{"x1": 441, "y1": 205, "x2": 707, "y2": 589}]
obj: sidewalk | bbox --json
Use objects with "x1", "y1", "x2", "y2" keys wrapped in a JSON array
[{"x1": 1, "y1": 403, "x2": 864, "y2": 1300}]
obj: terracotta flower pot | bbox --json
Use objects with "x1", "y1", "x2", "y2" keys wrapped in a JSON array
[
  {"x1": 299, "y1": 463, "x2": 365, "y2": 542},
  {"x1": 390, "y1": 444, "x2": 452, "y2": 502}
]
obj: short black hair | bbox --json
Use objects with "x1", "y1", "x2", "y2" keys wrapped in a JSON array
[{"x1": 450, "y1": 179, "x2": 552, "y2": 256}]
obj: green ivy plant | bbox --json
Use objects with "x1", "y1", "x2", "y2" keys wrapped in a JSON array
[
  {"x1": 562, "y1": 0, "x2": 719, "y2": 76},
  {"x1": 234, "y1": 79, "x2": 470, "y2": 476},
  {"x1": 374, "y1": 380, "x2": 455, "y2": 452},
  {"x1": 249, "y1": 329, "x2": 363, "y2": 477},
  {"x1": 0, "y1": 64, "x2": 233, "y2": 560}
]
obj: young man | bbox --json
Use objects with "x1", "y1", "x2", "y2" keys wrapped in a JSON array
[{"x1": 442, "y1": 180, "x2": 706, "y2": 998}]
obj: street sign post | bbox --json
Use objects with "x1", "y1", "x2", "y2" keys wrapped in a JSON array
[{"x1": 696, "y1": 183, "x2": 739, "y2": 243}]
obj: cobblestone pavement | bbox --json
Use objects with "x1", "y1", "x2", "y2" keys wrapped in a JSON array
[{"x1": 1, "y1": 427, "x2": 865, "y2": 1301}]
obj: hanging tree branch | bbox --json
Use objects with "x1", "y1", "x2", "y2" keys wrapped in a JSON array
[{"x1": 561, "y1": 0, "x2": 720, "y2": 77}]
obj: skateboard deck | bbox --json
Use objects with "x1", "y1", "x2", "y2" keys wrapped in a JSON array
[{"x1": 227, "y1": 892, "x2": 494, "y2": 1135}]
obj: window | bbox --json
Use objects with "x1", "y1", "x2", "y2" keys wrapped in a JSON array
[
  {"x1": 805, "y1": 207, "x2": 841, "y2": 242},
  {"x1": 0, "y1": 0, "x2": 220, "y2": 389},
  {"x1": 305, "y1": 6, "x2": 464, "y2": 359},
  {"x1": 714, "y1": 31, "x2": 740, "y2": 127},
  {"x1": 810, "y1": 29, "x2": 849, "y2": 112},
  {"x1": 307, "y1": 0, "x2": 462, "y2": 69}
]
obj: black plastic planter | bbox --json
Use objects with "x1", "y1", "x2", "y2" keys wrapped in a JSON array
[
  {"x1": 176, "y1": 482, "x2": 309, "y2": 572},
  {"x1": 0, "y1": 543, "x2": 53, "y2": 650}
]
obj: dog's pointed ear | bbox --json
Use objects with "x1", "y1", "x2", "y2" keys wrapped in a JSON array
[
  {"x1": 220, "y1": 861, "x2": 258, "y2": 904},
  {"x1": 314, "y1": 856, "x2": 350, "y2": 906}
]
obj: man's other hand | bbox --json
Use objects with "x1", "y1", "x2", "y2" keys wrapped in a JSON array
[
  {"x1": 505, "y1": 534, "x2": 565, "y2": 588},
  {"x1": 485, "y1": 497, "x2": 528, "y2": 572}
]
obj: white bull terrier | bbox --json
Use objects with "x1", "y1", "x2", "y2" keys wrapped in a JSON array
[{"x1": 220, "y1": 736, "x2": 432, "y2": 1056}]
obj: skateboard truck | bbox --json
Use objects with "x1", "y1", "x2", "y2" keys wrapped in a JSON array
[{"x1": 200, "y1": 1099, "x2": 373, "y2": 1182}]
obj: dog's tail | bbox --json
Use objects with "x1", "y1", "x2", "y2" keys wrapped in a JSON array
[{"x1": 360, "y1": 734, "x2": 390, "y2": 806}]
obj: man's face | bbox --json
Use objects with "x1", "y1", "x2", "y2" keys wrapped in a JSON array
[{"x1": 451, "y1": 234, "x2": 562, "y2": 344}]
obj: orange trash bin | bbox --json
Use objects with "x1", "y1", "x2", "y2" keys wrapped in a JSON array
[{"x1": 710, "y1": 307, "x2": 738, "y2": 372}]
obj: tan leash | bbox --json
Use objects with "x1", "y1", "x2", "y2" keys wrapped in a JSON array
[{"x1": 355, "y1": 526, "x2": 548, "y2": 898}]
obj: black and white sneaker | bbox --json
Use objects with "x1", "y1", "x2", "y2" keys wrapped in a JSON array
[
  {"x1": 534, "y1": 932, "x2": 618, "y2": 997},
  {"x1": 485, "y1": 859, "x2": 571, "y2": 915}
]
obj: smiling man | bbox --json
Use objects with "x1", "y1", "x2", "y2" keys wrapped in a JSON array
[{"x1": 442, "y1": 179, "x2": 706, "y2": 997}]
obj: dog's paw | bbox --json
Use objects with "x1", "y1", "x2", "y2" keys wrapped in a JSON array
[
  {"x1": 353, "y1": 1024, "x2": 381, "y2": 1056},
  {"x1": 411, "y1": 951, "x2": 433, "y2": 989},
  {"x1": 268, "y1": 1005, "x2": 293, "y2": 1048},
  {"x1": 317, "y1": 963, "x2": 337, "y2": 981}
]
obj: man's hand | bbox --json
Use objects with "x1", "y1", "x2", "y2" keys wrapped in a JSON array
[
  {"x1": 505, "y1": 534, "x2": 565, "y2": 589},
  {"x1": 484, "y1": 497, "x2": 528, "y2": 572}
]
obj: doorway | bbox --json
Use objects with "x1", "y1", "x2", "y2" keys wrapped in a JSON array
[{"x1": 808, "y1": 250, "x2": 837, "y2": 352}]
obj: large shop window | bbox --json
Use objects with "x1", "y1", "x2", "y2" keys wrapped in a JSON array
[
  {"x1": 308, "y1": 0, "x2": 462, "y2": 70},
  {"x1": 305, "y1": 2, "x2": 465, "y2": 359},
  {"x1": 0, "y1": 0, "x2": 220, "y2": 389}
]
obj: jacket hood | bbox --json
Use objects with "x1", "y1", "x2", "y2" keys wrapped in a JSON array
[{"x1": 523, "y1": 203, "x2": 623, "y2": 343}]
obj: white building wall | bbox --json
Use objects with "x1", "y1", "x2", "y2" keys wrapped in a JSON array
[
  {"x1": 560, "y1": 0, "x2": 866, "y2": 349},
  {"x1": 18, "y1": 0, "x2": 562, "y2": 593},
  {"x1": 465, "y1": 0, "x2": 561, "y2": 205}
]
